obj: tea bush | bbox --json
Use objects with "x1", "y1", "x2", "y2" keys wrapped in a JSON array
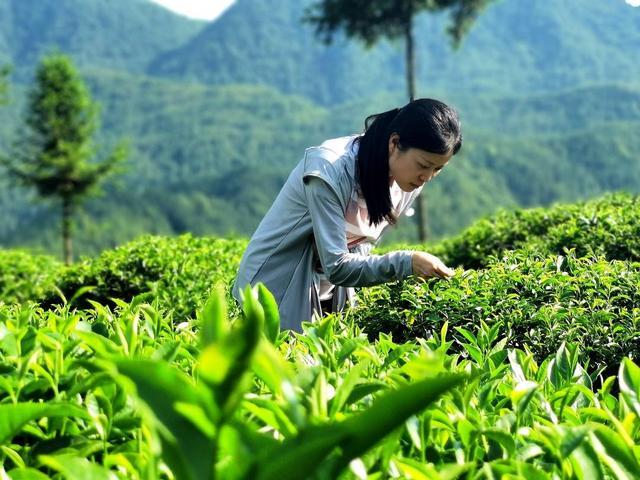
[
  {"x1": 0, "y1": 250, "x2": 61, "y2": 304},
  {"x1": 3, "y1": 192, "x2": 640, "y2": 478},
  {"x1": 2, "y1": 290, "x2": 640, "y2": 479},
  {"x1": 38, "y1": 234, "x2": 246, "y2": 319},
  {"x1": 428, "y1": 192, "x2": 640, "y2": 268},
  {"x1": 356, "y1": 249, "x2": 640, "y2": 380}
]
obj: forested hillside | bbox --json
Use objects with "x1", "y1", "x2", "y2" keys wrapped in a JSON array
[
  {"x1": 0, "y1": 0, "x2": 204, "y2": 80},
  {"x1": 0, "y1": 0, "x2": 638, "y2": 258},
  {"x1": 150, "y1": 0, "x2": 640, "y2": 103}
]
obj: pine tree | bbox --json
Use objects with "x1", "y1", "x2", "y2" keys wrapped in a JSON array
[
  {"x1": 305, "y1": 0, "x2": 497, "y2": 241},
  {"x1": 0, "y1": 54, "x2": 126, "y2": 264},
  {"x1": 0, "y1": 65, "x2": 9, "y2": 105}
]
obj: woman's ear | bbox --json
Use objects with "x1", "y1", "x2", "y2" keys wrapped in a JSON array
[{"x1": 388, "y1": 133, "x2": 400, "y2": 155}]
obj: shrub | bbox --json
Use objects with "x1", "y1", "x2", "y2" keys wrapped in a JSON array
[
  {"x1": 356, "y1": 249, "x2": 640, "y2": 380},
  {"x1": 428, "y1": 192, "x2": 640, "y2": 268},
  {"x1": 39, "y1": 234, "x2": 246, "y2": 319},
  {"x1": 0, "y1": 249, "x2": 61, "y2": 304}
]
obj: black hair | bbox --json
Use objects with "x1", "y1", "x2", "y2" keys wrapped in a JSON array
[{"x1": 355, "y1": 98, "x2": 462, "y2": 226}]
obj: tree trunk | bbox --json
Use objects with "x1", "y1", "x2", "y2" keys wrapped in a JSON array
[
  {"x1": 62, "y1": 197, "x2": 73, "y2": 265},
  {"x1": 405, "y1": 18, "x2": 428, "y2": 242}
]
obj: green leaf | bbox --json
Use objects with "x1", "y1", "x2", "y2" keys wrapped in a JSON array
[
  {"x1": 200, "y1": 285, "x2": 228, "y2": 348},
  {"x1": 619, "y1": 358, "x2": 640, "y2": 418},
  {"x1": 548, "y1": 342, "x2": 575, "y2": 388},
  {"x1": 570, "y1": 441, "x2": 605, "y2": 480},
  {"x1": 489, "y1": 460, "x2": 549, "y2": 479},
  {"x1": 482, "y1": 429, "x2": 516, "y2": 457},
  {"x1": 394, "y1": 458, "x2": 473, "y2": 479},
  {"x1": 559, "y1": 426, "x2": 589, "y2": 458},
  {"x1": 252, "y1": 339, "x2": 296, "y2": 394},
  {"x1": 151, "y1": 339, "x2": 182, "y2": 362},
  {"x1": 510, "y1": 380, "x2": 538, "y2": 415},
  {"x1": 345, "y1": 381, "x2": 387, "y2": 406},
  {"x1": 329, "y1": 361, "x2": 369, "y2": 417},
  {"x1": 38, "y1": 454, "x2": 117, "y2": 480},
  {"x1": 456, "y1": 417, "x2": 476, "y2": 449},
  {"x1": 2, "y1": 445, "x2": 25, "y2": 469},
  {"x1": 114, "y1": 359, "x2": 216, "y2": 480},
  {"x1": 590, "y1": 425, "x2": 640, "y2": 480},
  {"x1": 6, "y1": 468, "x2": 51, "y2": 480},
  {"x1": 455, "y1": 327, "x2": 477, "y2": 346},
  {"x1": 0, "y1": 403, "x2": 88, "y2": 444},
  {"x1": 68, "y1": 286, "x2": 96, "y2": 307},
  {"x1": 257, "y1": 283, "x2": 280, "y2": 344},
  {"x1": 243, "y1": 400, "x2": 295, "y2": 437},
  {"x1": 256, "y1": 372, "x2": 466, "y2": 480}
]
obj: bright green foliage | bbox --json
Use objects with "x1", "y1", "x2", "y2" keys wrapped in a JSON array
[
  {"x1": 0, "y1": 54, "x2": 126, "y2": 264},
  {"x1": 422, "y1": 192, "x2": 640, "y2": 268},
  {"x1": 0, "y1": 301, "x2": 178, "y2": 478},
  {"x1": 37, "y1": 235, "x2": 247, "y2": 320},
  {"x1": 0, "y1": 250, "x2": 61, "y2": 304},
  {"x1": 2, "y1": 193, "x2": 640, "y2": 478},
  {"x1": 358, "y1": 250, "x2": 640, "y2": 379},
  {"x1": 2, "y1": 286, "x2": 640, "y2": 478}
]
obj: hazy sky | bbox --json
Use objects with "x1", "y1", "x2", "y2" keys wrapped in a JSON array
[{"x1": 149, "y1": 0, "x2": 235, "y2": 20}]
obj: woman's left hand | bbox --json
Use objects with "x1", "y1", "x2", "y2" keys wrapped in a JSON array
[{"x1": 411, "y1": 251, "x2": 455, "y2": 279}]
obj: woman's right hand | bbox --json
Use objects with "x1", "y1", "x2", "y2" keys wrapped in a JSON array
[{"x1": 411, "y1": 251, "x2": 455, "y2": 279}]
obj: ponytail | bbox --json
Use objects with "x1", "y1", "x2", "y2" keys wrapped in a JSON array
[{"x1": 356, "y1": 108, "x2": 400, "y2": 226}]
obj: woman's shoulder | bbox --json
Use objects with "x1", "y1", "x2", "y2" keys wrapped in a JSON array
[
  {"x1": 302, "y1": 136, "x2": 359, "y2": 201},
  {"x1": 304, "y1": 136, "x2": 358, "y2": 173},
  {"x1": 304, "y1": 135, "x2": 358, "y2": 162},
  {"x1": 315, "y1": 135, "x2": 359, "y2": 155}
]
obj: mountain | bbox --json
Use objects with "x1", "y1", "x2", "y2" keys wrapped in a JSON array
[
  {"x1": 0, "y1": 0, "x2": 205, "y2": 81},
  {"x1": 2, "y1": 70, "x2": 639, "y2": 255},
  {"x1": 1, "y1": 0, "x2": 639, "y2": 257},
  {"x1": 148, "y1": 0, "x2": 400, "y2": 105},
  {"x1": 149, "y1": 0, "x2": 640, "y2": 104}
]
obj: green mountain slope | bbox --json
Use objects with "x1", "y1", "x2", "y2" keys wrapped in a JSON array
[
  {"x1": 0, "y1": 0, "x2": 205, "y2": 80},
  {"x1": 149, "y1": 0, "x2": 640, "y2": 103},
  {"x1": 1, "y1": 0, "x2": 639, "y2": 257},
  {"x1": 2, "y1": 68, "x2": 639, "y2": 256}
]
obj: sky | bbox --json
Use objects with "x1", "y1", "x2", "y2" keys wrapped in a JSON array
[
  {"x1": 148, "y1": 0, "x2": 236, "y2": 21},
  {"x1": 625, "y1": 0, "x2": 640, "y2": 6}
]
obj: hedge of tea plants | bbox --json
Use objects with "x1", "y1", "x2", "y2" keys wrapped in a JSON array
[
  {"x1": 0, "y1": 250, "x2": 62, "y2": 305},
  {"x1": 2, "y1": 193, "x2": 640, "y2": 478},
  {"x1": 428, "y1": 192, "x2": 640, "y2": 268},
  {"x1": 2, "y1": 287, "x2": 640, "y2": 479},
  {"x1": 23, "y1": 234, "x2": 247, "y2": 320},
  {"x1": 355, "y1": 250, "x2": 640, "y2": 381}
]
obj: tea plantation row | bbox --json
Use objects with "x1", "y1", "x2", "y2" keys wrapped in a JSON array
[{"x1": 1, "y1": 192, "x2": 639, "y2": 479}]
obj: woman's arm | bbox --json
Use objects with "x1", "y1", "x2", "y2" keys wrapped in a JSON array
[{"x1": 304, "y1": 176, "x2": 414, "y2": 286}]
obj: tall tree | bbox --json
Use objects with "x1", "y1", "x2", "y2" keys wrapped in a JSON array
[
  {"x1": 0, "y1": 65, "x2": 9, "y2": 105},
  {"x1": 0, "y1": 54, "x2": 126, "y2": 264},
  {"x1": 305, "y1": 0, "x2": 497, "y2": 241}
]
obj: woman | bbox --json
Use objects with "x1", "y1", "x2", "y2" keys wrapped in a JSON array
[{"x1": 233, "y1": 98, "x2": 462, "y2": 331}]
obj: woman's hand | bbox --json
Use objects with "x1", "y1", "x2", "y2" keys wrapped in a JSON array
[{"x1": 411, "y1": 252, "x2": 455, "y2": 279}]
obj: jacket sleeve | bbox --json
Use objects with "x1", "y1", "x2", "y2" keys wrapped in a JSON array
[{"x1": 303, "y1": 175, "x2": 414, "y2": 287}]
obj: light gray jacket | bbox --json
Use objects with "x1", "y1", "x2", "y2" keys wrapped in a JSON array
[{"x1": 232, "y1": 136, "x2": 421, "y2": 331}]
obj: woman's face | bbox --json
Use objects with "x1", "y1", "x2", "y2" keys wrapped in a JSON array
[{"x1": 387, "y1": 133, "x2": 452, "y2": 192}]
